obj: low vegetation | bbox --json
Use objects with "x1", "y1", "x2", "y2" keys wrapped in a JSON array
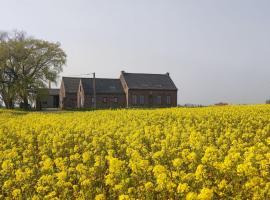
[{"x1": 0, "y1": 105, "x2": 270, "y2": 199}]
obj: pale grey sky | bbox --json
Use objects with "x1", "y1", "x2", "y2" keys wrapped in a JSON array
[{"x1": 1, "y1": 0, "x2": 270, "y2": 105}]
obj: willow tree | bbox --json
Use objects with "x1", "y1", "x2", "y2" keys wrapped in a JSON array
[{"x1": 0, "y1": 31, "x2": 66, "y2": 109}]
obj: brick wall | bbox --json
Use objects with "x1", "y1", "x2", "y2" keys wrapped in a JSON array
[
  {"x1": 59, "y1": 81, "x2": 65, "y2": 109},
  {"x1": 77, "y1": 81, "x2": 84, "y2": 108},
  {"x1": 82, "y1": 94, "x2": 126, "y2": 109},
  {"x1": 127, "y1": 89, "x2": 177, "y2": 108},
  {"x1": 62, "y1": 93, "x2": 78, "y2": 109}
]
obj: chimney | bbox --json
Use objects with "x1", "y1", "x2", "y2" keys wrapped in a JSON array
[
  {"x1": 166, "y1": 72, "x2": 170, "y2": 76},
  {"x1": 48, "y1": 81, "x2": 51, "y2": 89},
  {"x1": 121, "y1": 70, "x2": 125, "y2": 74}
]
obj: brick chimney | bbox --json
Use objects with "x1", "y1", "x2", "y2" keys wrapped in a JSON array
[{"x1": 166, "y1": 72, "x2": 170, "y2": 76}]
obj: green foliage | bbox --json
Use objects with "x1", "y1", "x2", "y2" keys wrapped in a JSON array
[{"x1": 0, "y1": 31, "x2": 66, "y2": 109}]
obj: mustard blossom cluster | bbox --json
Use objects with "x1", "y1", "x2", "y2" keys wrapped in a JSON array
[{"x1": 0, "y1": 105, "x2": 269, "y2": 199}]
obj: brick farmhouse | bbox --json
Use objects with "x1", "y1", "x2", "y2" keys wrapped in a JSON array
[
  {"x1": 58, "y1": 71, "x2": 177, "y2": 109},
  {"x1": 77, "y1": 78, "x2": 126, "y2": 109}
]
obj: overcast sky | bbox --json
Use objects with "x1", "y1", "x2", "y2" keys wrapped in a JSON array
[{"x1": 1, "y1": 0, "x2": 270, "y2": 105}]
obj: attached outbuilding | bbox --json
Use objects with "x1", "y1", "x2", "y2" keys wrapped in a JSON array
[{"x1": 36, "y1": 88, "x2": 60, "y2": 110}]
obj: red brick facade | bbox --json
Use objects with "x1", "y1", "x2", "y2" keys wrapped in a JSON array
[
  {"x1": 60, "y1": 79, "x2": 79, "y2": 109},
  {"x1": 60, "y1": 72, "x2": 178, "y2": 109},
  {"x1": 120, "y1": 72, "x2": 177, "y2": 108},
  {"x1": 77, "y1": 81, "x2": 126, "y2": 108},
  {"x1": 127, "y1": 89, "x2": 177, "y2": 108}
]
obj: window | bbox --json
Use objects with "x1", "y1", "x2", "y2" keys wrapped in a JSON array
[
  {"x1": 156, "y1": 96, "x2": 161, "y2": 105},
  {"x1": 103, "y1": 97, "x2": 107, "y2": 103},
  {"x1": 132, "y1": 95, "x2": 137, "y2": 105},
  {"x1": 139, "y1": 95, "x2": 144, "y2": 105},
  {"x1": 166, "y1": 96, "x2": 171, "y2": 105},
  {"x1": 114, "y1": 97, "x2": 118, "y2": 103},
  {"x1": 91, "y1": 97, "x2": 95, "y2": 103}
]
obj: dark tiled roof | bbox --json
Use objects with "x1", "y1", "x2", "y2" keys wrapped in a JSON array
[
  {"x1": 81, "y1": 78, "x2": 124, "y2": 94},
  {"x1": 121, "y1": 72, "x2": 177, "y2": 90},
  {"x1": 48, "y1": 88, "x2": 59, "y2": 96},
  {"x1": 38, "y1": 88, "x2": 59, "y2": 96},
  {"x1": 62, "y1": 77, "x2": 81, "y2": 93}
]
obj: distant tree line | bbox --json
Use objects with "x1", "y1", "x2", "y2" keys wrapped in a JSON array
[{"x1": 0, "y1": 31, "x2": 66, "y2": 109}]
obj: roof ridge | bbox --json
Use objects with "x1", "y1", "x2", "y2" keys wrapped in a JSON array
[
  {"x1": 63, "y1": 77, "x2": 121, "y2": 80},
  {"x1": 121, "y1": 72, "x2": 177, "y2": 90},
  {"x1": 62, "y1": 76, "x2": 82, "y2": 79},
  {"x1": 95, "y1": 78, "x2": 120, "y2": 80},
  {"x1": 123, "y1": 72, "x2": 168, "y2": 76}
]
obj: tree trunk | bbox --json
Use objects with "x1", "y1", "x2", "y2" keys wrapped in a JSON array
[
  {"x1": 23, "y1": 96, "x2": 29, "y2": 110},
  {"x1": 3, "y1": 97, "x2": 14, "y2": 109},
  {"x1": 8, "y1": 99, "x2": 14, "y2": 109}
]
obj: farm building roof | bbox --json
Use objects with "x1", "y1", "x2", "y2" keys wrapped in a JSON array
[
  {"x1": 48, "y1": 88, "x2": 59, "y2": 96},
  {"x1": 81, "y1": 78, "x2": 124, "y2": 94},
  {"x1": 121, "y1": 72, "x2": 177, "y2": 90},
  {"x1": 62, "y1": 77, "x2": 81, "y2": 94},
  {"x1": 37, "y1": 88, "x2": 59, "y2": 96}
]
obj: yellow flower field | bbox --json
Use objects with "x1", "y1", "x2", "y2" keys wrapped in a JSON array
[{"x1": 0, "y1": 105, "x2": 270, "y2": 199}]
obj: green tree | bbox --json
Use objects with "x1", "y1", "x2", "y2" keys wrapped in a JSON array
[{"x1": 0, "y1": 31, "x2": 66, "y2": 109}]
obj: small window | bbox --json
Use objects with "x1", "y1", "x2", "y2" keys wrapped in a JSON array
[
  {"x1": 166, "y1": 96, "x2": 171, "y2": 105},
  {"x1": 103, "y1": 97, "x2": 107, "y2": 103},
  {"x1": 114, "y1": 97, "x2": 118, "y2": 103},
  {"x1": 139, "y1": 95, "x2": 144, "y2": 105},
  {"x1": 132, "y1": 95, "x2": 137, "y2": 105},
  {"x1": 91, "y1": 97, "x2": 95, "y2": 103},
  {"x1": 156, "y1": 96, "x2": 161, "y2": 105}
]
